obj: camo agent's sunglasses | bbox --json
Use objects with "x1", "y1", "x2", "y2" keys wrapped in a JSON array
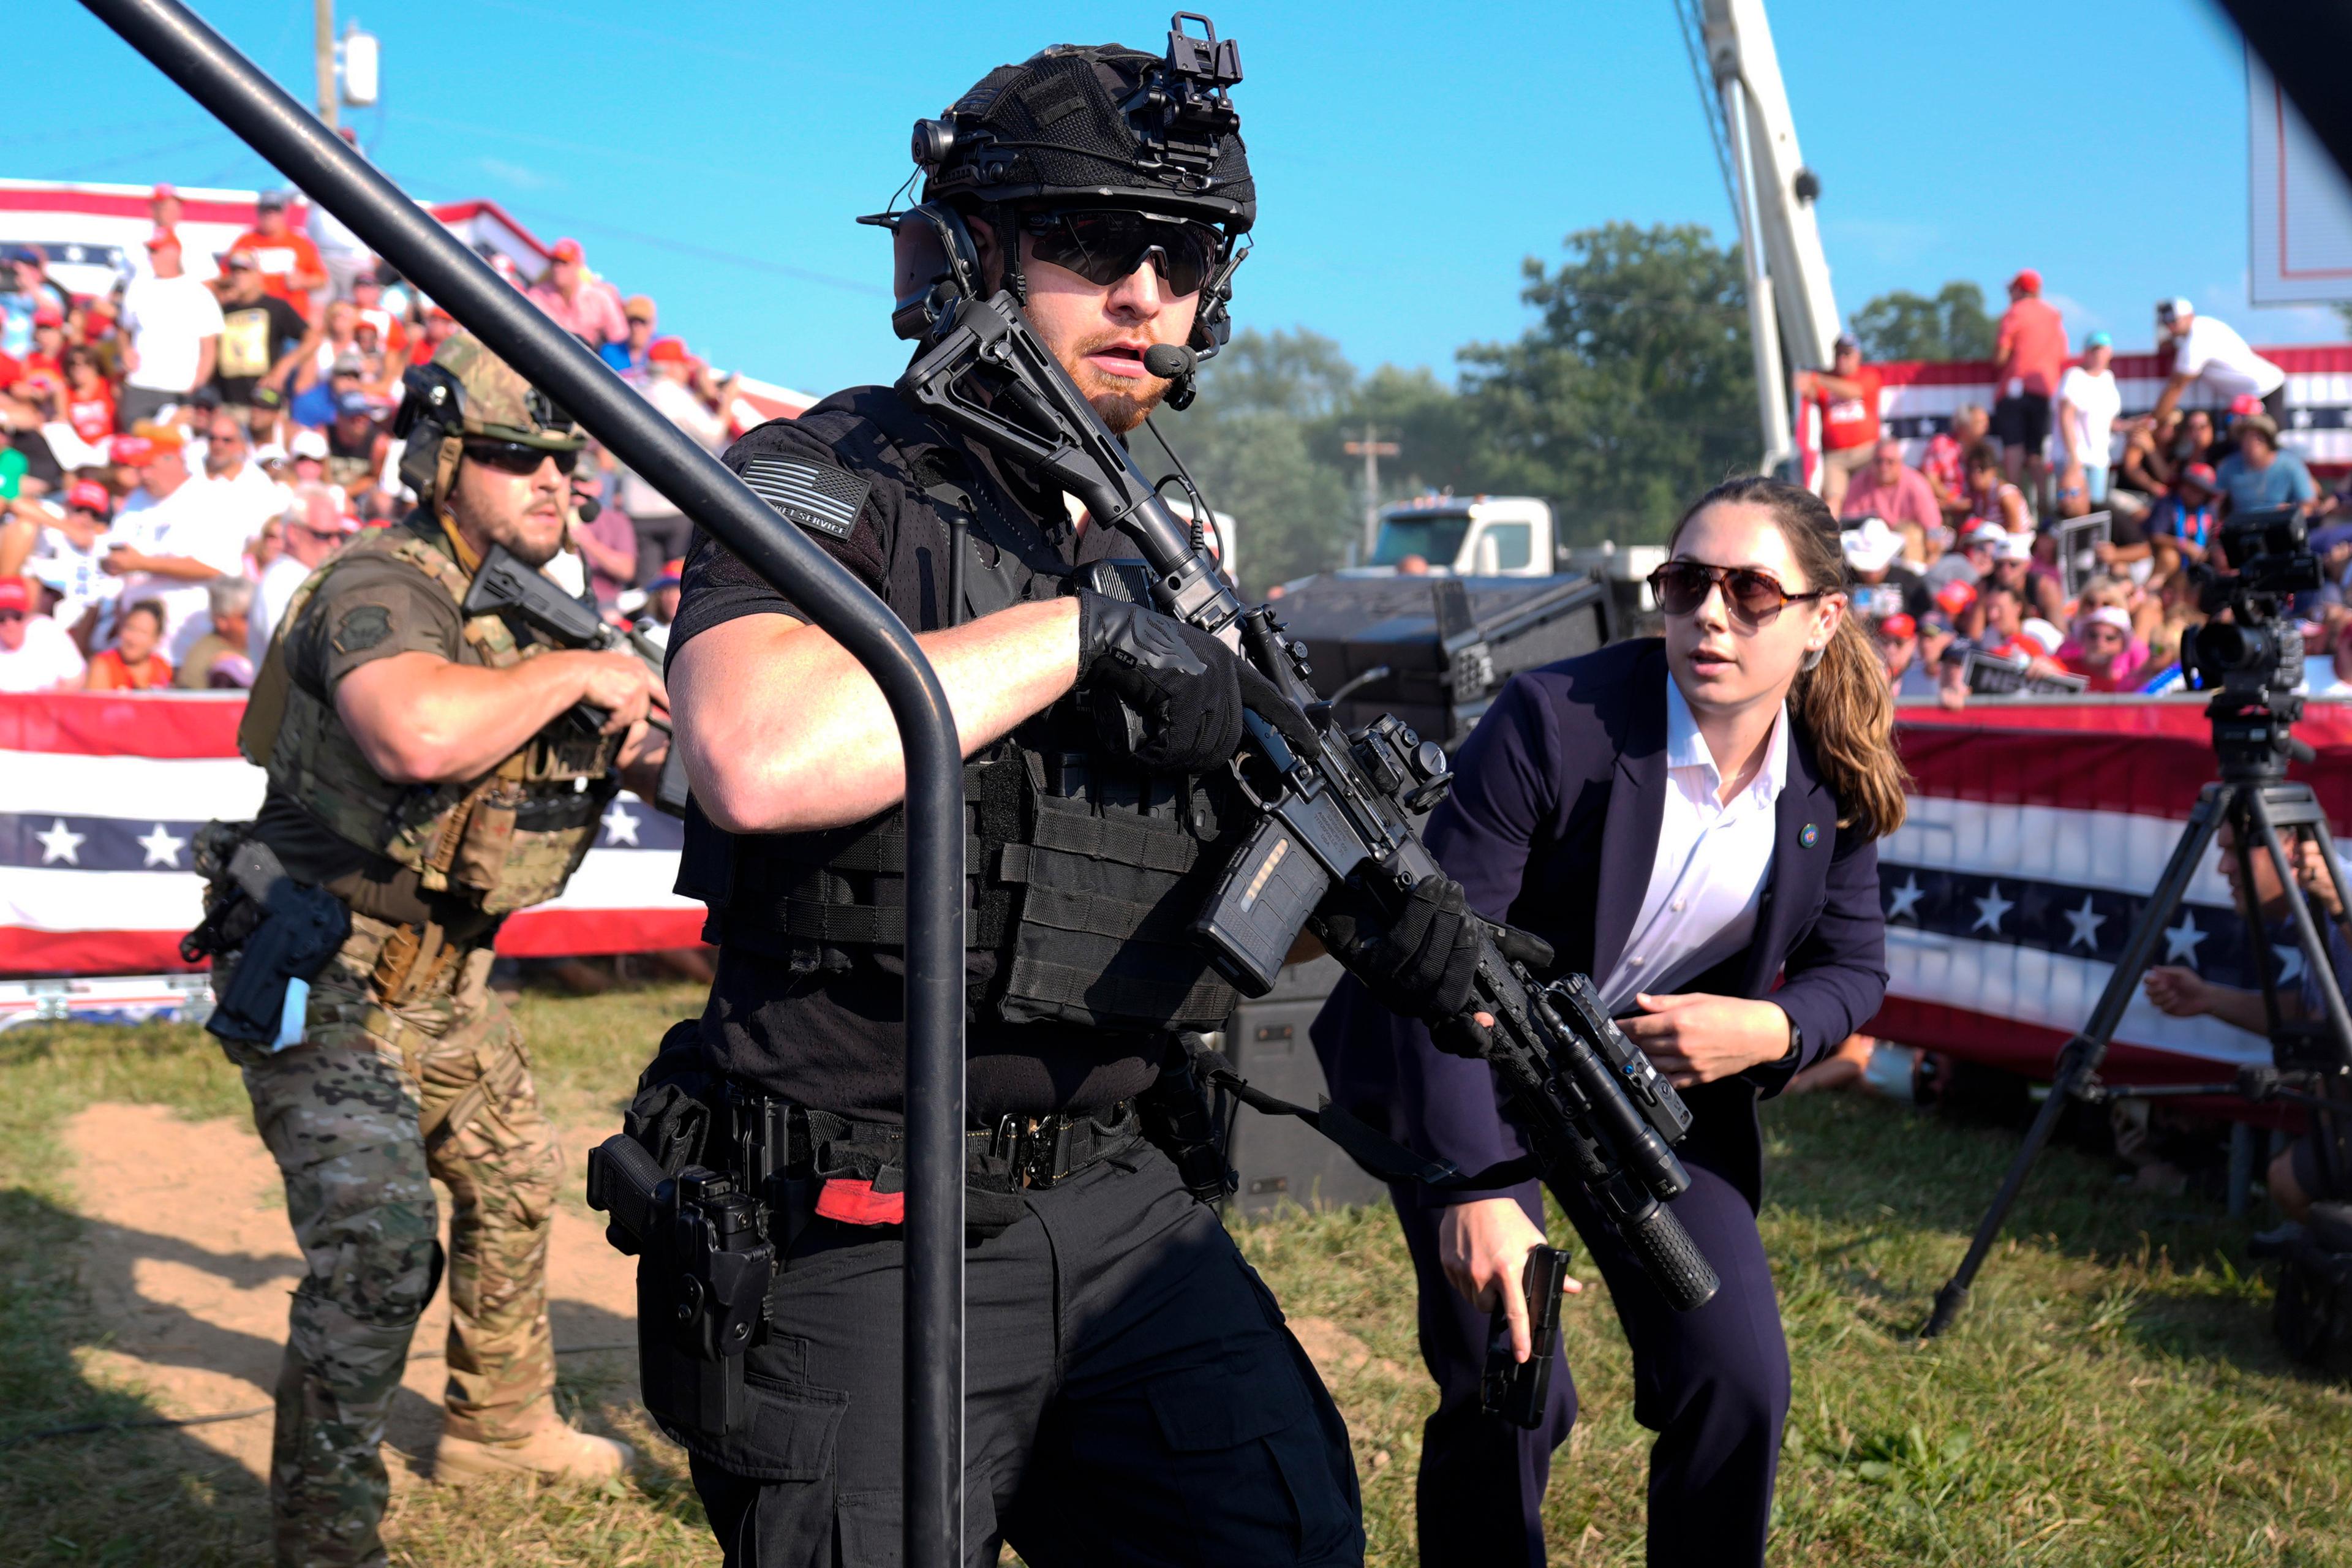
[
  {"x1": 464, "y1": 439, "x2": 579, "y2": 477},
  {"x1": 1647, "y1": 560, "x2": 1831, "y2": 626},
  {"x1": 1020, "y1": 208, "x2": 1223, "y2": 296}
]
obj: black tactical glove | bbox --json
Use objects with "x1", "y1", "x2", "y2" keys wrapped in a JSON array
[
  {"x1": 1074, "y1": 589, "x2": 1248, "y2": 774},
  {"x1": 1319, "y1": 873, "x2": 1488, "y2": 1025}
]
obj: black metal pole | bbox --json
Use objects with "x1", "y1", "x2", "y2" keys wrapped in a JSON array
[{"x1": 75, "y1": 2, "x2": 965, "y2": 1559}]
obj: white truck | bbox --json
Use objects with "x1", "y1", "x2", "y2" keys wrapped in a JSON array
[
  {"x1": 1354, "y1": 496, "x2": 1555, "y2": 578},
  {"x1": 1343, "y1": 494, "x2": 1667, "y2": 614}
]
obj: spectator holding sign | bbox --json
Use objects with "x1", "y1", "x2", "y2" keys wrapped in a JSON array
[
  {"x1": 210, "y1": 249, "x2": 309, "y2": 415},
  {"x1": 1795, "y1": 333, "x2": 1881, "y2": 514}
]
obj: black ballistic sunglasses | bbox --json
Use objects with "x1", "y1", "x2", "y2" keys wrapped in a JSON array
[
  {"x1": 463, "y1": 439, "x2": 580, "y2": 477},
  {"x1": 1648, "y1": 560, "x2": 1832, "y2": 626},
  {"x1": 1020, "y1": 208, "x2": 1223, "y2": 296}
]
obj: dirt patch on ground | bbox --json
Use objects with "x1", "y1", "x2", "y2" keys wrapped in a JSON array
[{"x1": 64, "y1": 1102, "x2": 638, "y2": 1488}]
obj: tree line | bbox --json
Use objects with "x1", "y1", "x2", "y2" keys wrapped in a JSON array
[{"x1": 1170, "y1": 221, "x2": 1998, "y2": 594}]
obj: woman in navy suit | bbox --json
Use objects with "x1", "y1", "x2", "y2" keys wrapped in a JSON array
[{"x1": 1313, "y1": 476, "x2": 1904, "y2": 1568}]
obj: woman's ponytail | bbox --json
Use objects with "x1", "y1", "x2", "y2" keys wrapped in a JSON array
[
  {"x1": 1670, "y1": 476, "x2": 1910, "y2": 839},
  {"x1": 1791, "y1": 603, "x2": 1907, "y2": 838}
]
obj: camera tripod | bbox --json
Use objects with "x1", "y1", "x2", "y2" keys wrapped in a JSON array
[{"x1": 1921, "y1": 686, "x2": 2352, "y2": 1340}]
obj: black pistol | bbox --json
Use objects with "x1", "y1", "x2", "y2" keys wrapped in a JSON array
[{"x1": 1481, "y1": 1244, "x2": 1570, "y2": 1430}]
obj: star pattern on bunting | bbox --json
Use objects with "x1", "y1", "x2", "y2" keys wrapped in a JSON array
[
  {"x1": 36, "y1": 818, "x2": 85, "y2": 865},
  {"x1": 1971, "y1": 883, "x2": 2014, "y2": 935},
  {"x1": 136, "y1": 823, "x2": 186, "y2": 869},
  {"x1": 2064, "y1": 896, "x2": 2106, "y2": 952}
]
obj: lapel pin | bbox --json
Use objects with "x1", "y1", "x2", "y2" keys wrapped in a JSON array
[{"x1": 1800, "y1": 822, "x2": 1820, "y2": 850}]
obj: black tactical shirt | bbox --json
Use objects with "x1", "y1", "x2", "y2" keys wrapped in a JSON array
[{"x1": 671, "y1": 388, "x2": 1152, "y2": 1125}]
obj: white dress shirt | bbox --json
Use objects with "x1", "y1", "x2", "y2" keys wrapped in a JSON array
[{"x1": 1594, "y1": 678, "x2": 1789, "y2": 1015}]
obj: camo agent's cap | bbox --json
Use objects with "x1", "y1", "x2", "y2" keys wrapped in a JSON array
[{"x1": 433, "y1": 333, "x2": 585, "y2": 451}]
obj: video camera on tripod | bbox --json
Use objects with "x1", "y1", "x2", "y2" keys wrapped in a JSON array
[
  {"x1": 1925, "y1": 503, "x2": 2352, "y2": 1360},
  {"x1": 2182, "y1": 506, "x2": 2320, "y2": 726}
]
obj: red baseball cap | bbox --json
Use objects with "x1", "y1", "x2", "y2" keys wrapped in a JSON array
[
  {"x1": 150, "y1": 182, "x2": 177, "y2": 201},
  {"x1": 1877, "y1": 612, "x2": 1917, "y2": 640},
  {"x1": 0, "y1": 577, "x2": 29, "y2": 614},
  {"x1": 647, "y1": 336, "x2": 690, "y2": 364},
  {"x1": 2179, "y1": 462, "x2": 2220, "y2": 493},
  {"x1": 652, "y1": 557, "x2": 685, "y2": 589},
  {"x1": 1935, "y1": 579, "x2": 1978, "y2": 617},
  {"x1": 2009, "y1": 268, "x2": 2041, "y2": 293},
  {"x1": 549, "y1": 237, "x2": 584, "y2": 263},
  {"x1": 32, "y1": 303, "x2": 62, "y2": 328},
  {"x1": 2230, "y1": 393, "x2": 2264, "y2": 417},
  {"x1": 65, "y1": 479, "x2": 112, "y2": 516},
  {"x1": 110, "y1": 434, "x2": 154, "y2": 466}
]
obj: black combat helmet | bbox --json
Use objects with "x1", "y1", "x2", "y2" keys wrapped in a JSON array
[{"x1": 914, "y1": 16, "x2": 1253, "y2": 235}]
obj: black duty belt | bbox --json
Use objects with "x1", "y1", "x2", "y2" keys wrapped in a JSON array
[{"x1": 717, "y1": 1083, "x2": 1143, "y2": 1196}]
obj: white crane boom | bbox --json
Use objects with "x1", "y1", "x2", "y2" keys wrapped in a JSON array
[{"x1": 1692, "y1": 0, "x2": 1841, "y2": 477}]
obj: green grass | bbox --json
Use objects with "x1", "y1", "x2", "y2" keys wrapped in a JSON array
[{"x1": 5, "y1": 987, "x2": 2352, "y2": 1565}]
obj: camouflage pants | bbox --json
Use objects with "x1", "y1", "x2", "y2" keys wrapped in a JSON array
[{"x1": 227, "y1": 912, "x2": 561, "y2": 1568}]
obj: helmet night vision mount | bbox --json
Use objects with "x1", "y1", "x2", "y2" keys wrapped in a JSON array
[{"x1": 870, "y1": 13, "x2": 1254, "y2": 394}]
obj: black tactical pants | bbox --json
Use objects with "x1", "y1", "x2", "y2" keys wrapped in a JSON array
[{"x1": 685, "y1": 1141, "x2": 1365, "y2": 1567}]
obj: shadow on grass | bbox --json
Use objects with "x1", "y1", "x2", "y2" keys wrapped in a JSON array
[{"x1": 0, "y1": 1186, "x2": 274, "y2": 1567}]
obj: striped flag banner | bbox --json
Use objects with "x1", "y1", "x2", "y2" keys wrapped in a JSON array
[
  {"x1": 1876, "y1": 696, "x2": 2352, "y2": 1083},
  {"x1": 0, "y1": 692, "x2": 702, "y2": 978}
]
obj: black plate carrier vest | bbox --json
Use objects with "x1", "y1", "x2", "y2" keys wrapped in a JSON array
[{"x1": 676, "y1": 388, "x2": 1242, "y2": 1036}]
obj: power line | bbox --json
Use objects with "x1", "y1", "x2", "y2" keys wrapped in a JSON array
[
  {"x1": 494, "y1": 202, "x2": 888, "y2": 299},
  {"x1": 49, "y1": 129, "x2": 246, "y2": 183}
]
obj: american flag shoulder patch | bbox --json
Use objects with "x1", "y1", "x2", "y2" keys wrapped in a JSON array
[{"x1": 739, "y1": 455, "x2": 872, "y2": 540}]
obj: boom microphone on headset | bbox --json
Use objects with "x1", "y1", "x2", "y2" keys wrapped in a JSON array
[{"x1": 1143, "y1": 343, "x2": 1197, "y2": 380}]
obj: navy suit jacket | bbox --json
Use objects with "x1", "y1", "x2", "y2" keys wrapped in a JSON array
[{"x1": 1310, "y1": 638, "x2": 1889, "y2": 1212}]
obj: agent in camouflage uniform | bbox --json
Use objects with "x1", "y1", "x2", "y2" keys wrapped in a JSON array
[{"x1": 219, "y1": 334, "x2": 668, "y2": 1567}]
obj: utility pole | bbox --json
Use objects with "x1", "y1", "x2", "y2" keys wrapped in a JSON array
[
  {"x1": 313, "y1": 0, "x2": 339, "y2": 130},
  {"x1": 1343, "y1": 425, "x2": 1399, "y2": 560}
]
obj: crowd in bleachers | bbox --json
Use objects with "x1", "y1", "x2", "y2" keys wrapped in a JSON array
[
  {"x1": 1807, "y1": 268, "x2": 2348, "y2": 704},
  {"x1": 0, "y1": 182, "x2": 725, "y2": 693}
]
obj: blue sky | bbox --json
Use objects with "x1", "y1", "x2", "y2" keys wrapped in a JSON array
[{"x1": 16, "y1": 1, "x2": 2339, "y2": 395}]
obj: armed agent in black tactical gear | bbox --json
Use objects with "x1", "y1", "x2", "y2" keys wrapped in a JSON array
[{"x1": 636, "y1": 17, "x2": 1368, "y2": 1566}]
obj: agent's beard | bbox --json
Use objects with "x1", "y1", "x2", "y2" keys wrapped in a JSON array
[{"x1": 1055, "y1": 326, "x2": 1174, "y2": 435}]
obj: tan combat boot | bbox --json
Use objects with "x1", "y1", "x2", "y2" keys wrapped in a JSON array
[{"x1": 435, "y1": 1416, "x2": 635, "y2": 1487}]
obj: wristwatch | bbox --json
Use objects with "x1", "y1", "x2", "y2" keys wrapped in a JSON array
[{"x1": 1779, "y1": 1016, "x2": 1803, "y2": 1066}]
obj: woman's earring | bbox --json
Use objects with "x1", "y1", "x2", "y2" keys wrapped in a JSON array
[{"x1": 1801, "y1": 644, "x2": 1826, "y2": 671}]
